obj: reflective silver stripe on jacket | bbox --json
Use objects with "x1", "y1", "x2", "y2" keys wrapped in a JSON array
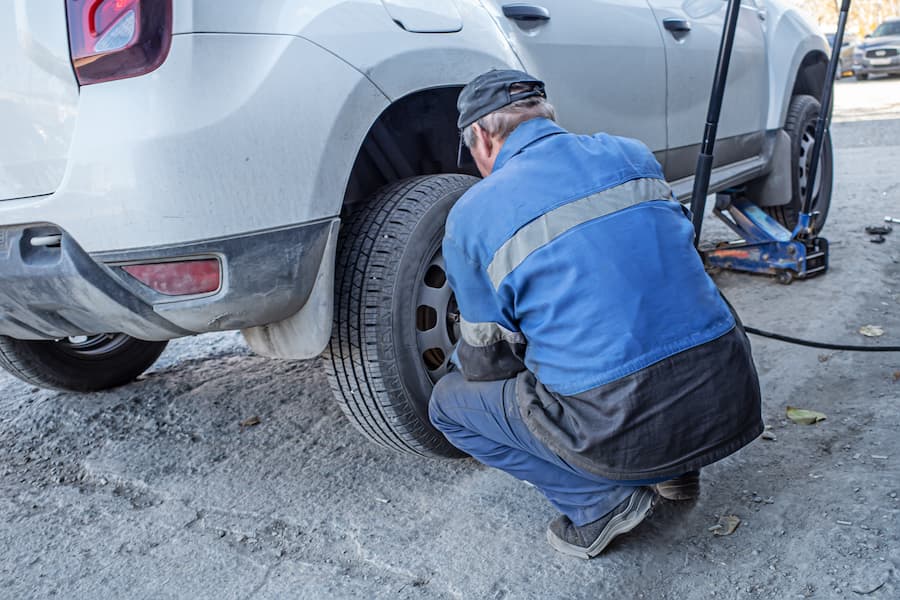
[
  {"x1": 486, "y1": 177, "x2": 674, "y2": 289},
  {"x1": 460, "y1": 316, "x2": 526, "y2": 347}
]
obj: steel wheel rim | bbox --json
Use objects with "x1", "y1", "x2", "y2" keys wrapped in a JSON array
[
  {"x1": 798, "y1": 119, "x2": 825, "y2": 210},
  {"x1": 414, "y1": 250, "x2": 459, "y2": 383},
  {"x1": 55, "y1": 333, "x2": 131, "y2": 359}
]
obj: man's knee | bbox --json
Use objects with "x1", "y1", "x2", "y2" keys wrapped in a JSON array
[{"x1": 428, "y1": 372, "x2": 466, "y2": 432}]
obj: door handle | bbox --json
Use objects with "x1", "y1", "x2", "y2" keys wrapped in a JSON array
[
  {"x1": 663, "y1": 17, "x2": 692, "y2": 33},
  {"x1": 502, "y1": 4, "x2": 551, "y2": 23}
]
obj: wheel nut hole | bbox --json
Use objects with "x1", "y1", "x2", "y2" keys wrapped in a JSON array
[
  {"x1": 416, "y1": 305, "x2": 438, "y2": 331},
  {"x1": 424, "y1": 265, "x2": 447, "y2": 288},
  {"x1": 422, "y1": 348, "x2": 446, "y2": 371}
]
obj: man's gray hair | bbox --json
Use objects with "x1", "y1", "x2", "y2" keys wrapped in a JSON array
[{"x1": 462, "y1": 83, "x2": 557, "y2": 149}]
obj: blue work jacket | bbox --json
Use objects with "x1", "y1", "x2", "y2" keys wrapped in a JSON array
[{"x1": 443, "y1": 118, "x2": 763, "y2": 480}]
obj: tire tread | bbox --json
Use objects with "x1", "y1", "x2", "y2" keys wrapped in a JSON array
[
  {"x1": 763, "y1": 94, "x2": 832, "y2": 233},
  {"x1": 324, "y1": 175, "x2": 477, "y2": 457}
]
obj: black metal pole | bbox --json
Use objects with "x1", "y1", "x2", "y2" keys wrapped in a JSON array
[
  {"x1": 689, "y1": 0, "x2": 743, "y2": 247},
  {"x1": 800, "y1": 0, "x2": 851, "y2": 218}
]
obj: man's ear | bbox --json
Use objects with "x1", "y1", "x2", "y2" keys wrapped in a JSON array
[{"x1": 474, "y1": 124, "x2": 494, "y2": 156}]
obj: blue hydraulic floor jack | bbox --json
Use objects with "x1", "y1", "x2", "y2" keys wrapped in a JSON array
[
  {"x1": 701, "y1": 195, "x2": 829, "y2": 284},
  {"x1": 689, "y1": 0, "x2": 849, "y2": 281}
]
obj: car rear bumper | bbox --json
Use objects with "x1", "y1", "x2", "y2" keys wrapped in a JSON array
[{"x1": 0, "y1": 219, "x2": 335, "y2": 340}]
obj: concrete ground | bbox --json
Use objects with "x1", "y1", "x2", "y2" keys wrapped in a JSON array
[{"x1": 1, "y1": 78, "x2": 899, "y2": 600}]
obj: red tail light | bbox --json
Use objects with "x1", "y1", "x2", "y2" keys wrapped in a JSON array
[
  {"x1": 122, "y1": 260, "x2": 221, "y2": 296},
  {"x1": 65, "y1": 0, "x2": 172, "y2": 85}
]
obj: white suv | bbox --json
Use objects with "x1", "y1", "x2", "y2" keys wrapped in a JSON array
[{"x1": 0, "y1": 0, "x2": 831, "y2": 457}]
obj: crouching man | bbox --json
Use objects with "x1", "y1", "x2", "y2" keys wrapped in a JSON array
[{"x1": 429, "y1": 70, "x2": 763, "y2": 559}]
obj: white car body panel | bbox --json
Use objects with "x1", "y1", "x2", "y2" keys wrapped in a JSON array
[
  {"x1": 647, "y1": 0, "x2": 768, "y2": 147},
  {"x1": 171, "y1": 0, "x2": 523, "y2": 102},
  {"x1": 479, "y1": 0, "x2": 668, "y2": 152},
  {"x1": 0, "y1": 0, "x2": 79, "y2": 201},
  {"x1": 0, "y1": 0, "x2": 830, "y2": 355},
  {"x1": 0, "y1": 0, "x2": 827, "y2": 254},
  {"x1": 762, "y1": 0, "x2": 830, "y2": 130},
  {"x1": 0, "y1": 33, "x2": 389, "y2": 252}
]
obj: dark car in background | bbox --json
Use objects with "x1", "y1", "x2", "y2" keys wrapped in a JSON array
[{"x1": 853, "y1": 17, "x2": 900, "y2": 80}]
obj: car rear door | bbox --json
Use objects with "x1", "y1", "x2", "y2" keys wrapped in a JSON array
[
  {"x1": 645, "y1": 0, "x2": 768, "y2": 181},
  {"x1": 0, "y1": 0, "x2": 79, "y2": 201},
  {"x1": 477, "y1": 1, "x2": 668, "y2": 159}
]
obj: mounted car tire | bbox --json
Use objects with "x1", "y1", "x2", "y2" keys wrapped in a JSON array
[
  {"x1": 763, "y1": 94, "x2": 833, "y2": 234},
  {"x1": 0, "y1": 334, "x2": 168, "y2": 392},
  {"x1": 324, "y1": 175, "x2": 478, "y2": 457}
]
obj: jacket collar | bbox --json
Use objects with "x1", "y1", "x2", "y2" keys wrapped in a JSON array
[{"x1": 493, "y1": 118, "x2": 567, "y2": 172}]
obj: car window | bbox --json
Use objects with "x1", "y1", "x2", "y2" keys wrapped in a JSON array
[{"x1": 872, "y1": 21, "x2": 900, "y2": 37}]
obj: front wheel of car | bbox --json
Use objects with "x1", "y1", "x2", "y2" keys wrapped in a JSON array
[
  {"x1": 0, "y1": 334, "x2": 168, "y2": 392},
  {"x1": 763, "y1": 94, "x2": 833, "y2": 234},
  {"x1": 324, "y1": 175, "x2": 478, "y2": 457}
]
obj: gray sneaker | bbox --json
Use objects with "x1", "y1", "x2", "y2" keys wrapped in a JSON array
[
  {"x1": 546, "y1": 487, "x2": 656, "y2": 559},
  {"x1": 654, "y1": 470, "x2": 700, "y2": 501}
]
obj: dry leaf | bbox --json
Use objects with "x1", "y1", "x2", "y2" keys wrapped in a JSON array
[
  {"x1": 240, "y1": 415, "x2": 261, "y2": 427},
  {"x1": 859, "y1": 325, "x2": 884, "y2": 337},
  {"x1": 852, "y1": 577, "x2": 887, "y2": 595},
  {"x1": 786, "y1": 406, "x2": 827, "y2": 425},
  {"x1": 713, "y1": 515, "x2": 741, "y2": 536},
  {"x1": 892, "y1": 371, "x2": 900, "y2": 382}
]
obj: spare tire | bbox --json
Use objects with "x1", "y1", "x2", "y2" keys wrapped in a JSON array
[
  {"x1": 324, "y1": 175, "x2": 478, "y2": 457},
  {"x1": 0, "y1": 334, "x2": 167, "y2": 392}
]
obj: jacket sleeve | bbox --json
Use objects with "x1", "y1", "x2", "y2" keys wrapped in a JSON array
[{"x1": 443, "y1": 236, "x2": 526, "y2": 381}]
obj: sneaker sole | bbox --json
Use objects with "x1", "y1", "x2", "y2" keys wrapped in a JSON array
[
  {"x1": 546, "y1": 487, "x2": 656, "y2": 559},
  {"x1": 654, "y1": 473, "x2": 700, "y2": 501}
]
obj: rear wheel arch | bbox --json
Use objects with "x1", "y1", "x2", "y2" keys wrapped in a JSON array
[{"x1": 340, "y1": 86, "x2": 478, "y2": 218}]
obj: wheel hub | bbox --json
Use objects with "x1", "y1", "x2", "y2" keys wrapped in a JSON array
[
  {"x1": 414, "y1": 252, "x2": 459, "y2": 383},
  {"x1": 798, "y1": 121, "x2": 824, "y2": 207},
  {"x1": 55, "y1": 333, "x2": 131, "y2": 359}
]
